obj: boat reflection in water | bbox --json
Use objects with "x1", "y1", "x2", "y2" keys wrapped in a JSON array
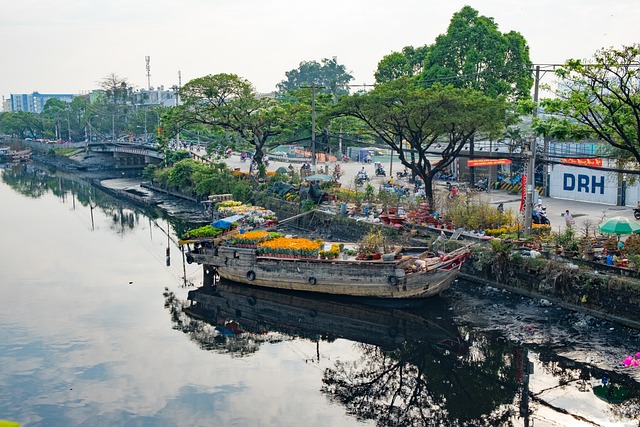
[{"x1": 184, "y1": 280, "x2": 464, "y2": 353}]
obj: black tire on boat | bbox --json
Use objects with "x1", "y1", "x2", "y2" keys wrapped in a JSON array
[
  {"x1": 388, "y1": 276, "x2": 398, "y2": 285},
  {"x1": 186, "y1": 253, "x2": 194, "y2": 264},
  {"x1": 247, "y1": 296, "x2": 256, "y2": 306},
  {"x1": 247, "y1": 270, "x2": 256, "y2": 281},
  {"x1": 308, "y1": 277, "x2": 317, "y2": 285}
]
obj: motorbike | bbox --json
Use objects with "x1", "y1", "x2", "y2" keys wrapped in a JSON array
[
  {"x1": 634, "y1": 207, "x2": 640, "y2": 220},
  {"x1": 374, "y1": 162, "x2": 386, "y2": 177},
  {"x1": 474, "y1": 179, "x2": 488, "y2": 192},
  {"x1": 396, "y1": 169, "x2": 409, "y2": 179},
  {"x1": 356, "y1": 173, "x2": 369, "y2": 186},
  {"x1": 532, "y1": 207, "x2": 550, "y2": 225},
  {"x1": 240, "y1": 153, "x2": 248, "y2": 163}
]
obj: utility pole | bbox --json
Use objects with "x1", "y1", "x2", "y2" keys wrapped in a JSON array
[
  {"x1": 524, "y1": 136, "x2": 536, "y2": 236},
  {"x1": 301, "y1": 85, "x2": 323, "y2": 170},
  {"x1": 524, "y1": 65, "x2": 541, "y2": 236}
]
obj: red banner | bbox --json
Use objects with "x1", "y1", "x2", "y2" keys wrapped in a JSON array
[
  {"x1": 467, "y1": 158, "x2": 512, "y2": 167},
  {"x1": 520, "y1": 174, "x2": 526, "y2": 212},
  {"x1": 561, "y1": 158, "x2": 602, "y2": 167}
]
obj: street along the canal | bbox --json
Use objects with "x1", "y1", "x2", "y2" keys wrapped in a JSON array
[{"x1": 1, "y1": 163, "x2": 639, "y2": 427}]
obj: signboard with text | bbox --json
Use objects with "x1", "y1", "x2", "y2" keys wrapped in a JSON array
[
  {"x1": 548, "y1": 163, "x2": 617, "y2": 204},
  {"x1": 560, "y1": 158, "x2": 603, "y2": 167},
  {"x1": 467, "y1": 158, "x2": 512, "y2": 167}
]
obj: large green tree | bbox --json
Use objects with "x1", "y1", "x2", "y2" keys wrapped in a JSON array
[
  {"x1": 539, "y1": 44, "x2": 640, "y2": 166},
  {"x1": 327, "y1": 78, "x2": 507, "y2": 206},
  {"x1": 277, "y1": 57, "x2": 354, "y2": 100},
  {"x1": 177, "y1": 73, "x2": 295, "y2": 168},
  {"x1": 420, "y1": 6, "x2": 533, "y2": 101},
  {"x1": 0, "y1": 111, "x2": 43, "y2": 139}
]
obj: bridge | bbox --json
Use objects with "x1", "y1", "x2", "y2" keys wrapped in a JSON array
[{"x1": 87, "y1": 141, "x2": 165, "y2": 169}]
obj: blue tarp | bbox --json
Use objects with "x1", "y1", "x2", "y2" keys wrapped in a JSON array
[{"x1": 211, "y1": 214, "x2": 245, "y2": 229}]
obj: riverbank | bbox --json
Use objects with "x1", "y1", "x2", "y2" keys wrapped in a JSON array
[{"x1": 18, "y1": 141, "x2": 640, "y2": 330}]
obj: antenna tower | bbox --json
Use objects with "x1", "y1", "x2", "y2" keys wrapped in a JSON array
[{"x1": 145, "y1": 56, "x2": 151, "y2": 90}]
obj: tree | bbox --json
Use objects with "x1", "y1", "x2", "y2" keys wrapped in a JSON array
[
  {"x1": 277, "y1": 57, "x2": 354, "y2": 100},
  {"x1": 0, "y1": 111, "x2": 43, "y2": 139},
  {"x1": 95, "y1": 73, "x2": 133, "y2": 140},
  {"x1": 539, "y1": 44, "x2": 640, "y2": 165},
  {"x1": 420, "y1": 6, "x2": 533, "y2": 101},
  {"x1": 327, "y1": 78, "x2": 507, "y2": 206},
  {"x1": 177, "y1": 73, "x2": 293, "y2": 168},
  {"x1": 374, "y1": 46, "x2": 430, "y2": 84}
]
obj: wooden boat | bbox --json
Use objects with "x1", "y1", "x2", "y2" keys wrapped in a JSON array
[
  {"x1": 180, "y1": 234, "x2": 472, "y2": 301},
  {"x1": 0, "y1": 147, "x2": 31, "y2": 163}
]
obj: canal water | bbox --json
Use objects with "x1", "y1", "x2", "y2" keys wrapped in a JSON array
[{"x1": 1, "y1": 163, "x2": 639, "y2": 427}]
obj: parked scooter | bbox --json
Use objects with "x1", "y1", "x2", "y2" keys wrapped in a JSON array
[{"x1": 634, "y1": 207, "x2": 640, "y2": 220}]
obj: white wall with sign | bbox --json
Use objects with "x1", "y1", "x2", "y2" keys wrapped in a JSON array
[{"x1": 548, "y1": 163, "x2": 618, "y2": 205}]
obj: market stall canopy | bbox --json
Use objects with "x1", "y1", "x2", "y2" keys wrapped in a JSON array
[
  {"x1": 304, "y1": 174, "x2": 332, "y2": 182},
  {"x1": 211, "y1": 214, "x2": 246, "y2": 229},
  {"x1": 597, "y1": 216, "x2": 640, "y2": 235},
  {"x1": 275, "y1": 166, "x2": 289, "y2": 174}
]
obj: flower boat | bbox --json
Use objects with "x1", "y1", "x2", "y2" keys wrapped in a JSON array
[{"x1": 180, "y1": 231, "x2": 472, "y2": 301}]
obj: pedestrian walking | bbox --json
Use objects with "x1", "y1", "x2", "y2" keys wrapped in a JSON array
[{"x1": 564, "y1": 209, "x2": 574, "y2": 227}]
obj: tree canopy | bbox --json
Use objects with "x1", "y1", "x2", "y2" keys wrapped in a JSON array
[
  {"x1": 277, "y1": 57, "x2": 354, "y2": 100},
  {"x1": 327, "y1": 78, "x2": 507, "y2": 205},
  {"x1": 375, "y1": 46, "x2": 430, "y2": 84},
  {"x1": 539, "y1": 44, "x2": 640, "y2": 165},
  {"x1": 420, "y1": 6, "x2": 533, "y2": 100},
  {"x1": 373, "y1": 6, "x2": 533, "y2": 102},
  {"x1": 177, "y1": 73, "x2": 297, "y2": 168}
]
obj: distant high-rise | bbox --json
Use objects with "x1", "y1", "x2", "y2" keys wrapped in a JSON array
[{"x1": 10, "y1": 92, "x2": 75, "y2": 113}]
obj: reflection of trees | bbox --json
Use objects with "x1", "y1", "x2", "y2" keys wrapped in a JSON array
[
  {"x1": 0, "y1": 164, "x2": 193, "y2": 238},
  {"x1": 322, "y1": 328, "x2": 519, "y2": 426}
]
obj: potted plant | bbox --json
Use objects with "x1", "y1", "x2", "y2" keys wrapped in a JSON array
[{"x1": 357, "y1": 229, "x2": 386, "y2": 259}]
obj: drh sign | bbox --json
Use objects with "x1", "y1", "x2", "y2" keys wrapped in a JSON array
[
  {"x1": 549, "y1": 164, "x2": 616, "y2": 204},
  {"x1": 563, "y1": 174, "x2": 605, "y2": 194}
]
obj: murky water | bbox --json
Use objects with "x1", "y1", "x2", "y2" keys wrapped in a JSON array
[{"x1": 1, "y1": 164, "x2": 639, "y2": 427}]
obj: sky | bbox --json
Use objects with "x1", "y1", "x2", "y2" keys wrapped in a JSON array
[{"x1": 1, "y1": 0, "x2": 638, "y2": 104}]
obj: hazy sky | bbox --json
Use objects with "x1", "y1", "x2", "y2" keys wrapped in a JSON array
[{"x1": 1, "y1": 0, "x2": 637, "y2": 101}]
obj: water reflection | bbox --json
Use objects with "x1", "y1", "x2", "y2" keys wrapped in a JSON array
[
  {"x1": 0, "y1": 162, "x2": 195, "y2": 238},
  {"x1": 170, "y1": 282, "x2": 640, "y2": 426}
]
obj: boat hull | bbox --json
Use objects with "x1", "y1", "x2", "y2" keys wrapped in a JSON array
[{"x1": 188, "y1": 245, "x2": 470, "y2": 300}]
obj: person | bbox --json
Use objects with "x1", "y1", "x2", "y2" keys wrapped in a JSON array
[
  {"x1": 357, "y1": 167, "x2": 367, "y2": 181},
  {"x1": 534, "y1": 203, "x2": 544, "y2": 222},
  {"x1": 564, "y1": 209, "x2": 574, "y2": 227}
]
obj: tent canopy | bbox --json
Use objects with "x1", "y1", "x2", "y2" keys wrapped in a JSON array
[
  {"x1": 598, "y1": 216, "x2": 640, "y2": 235},
  {"x1": 211, "y1": 214, "x2": 245, "y2": 229}
]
